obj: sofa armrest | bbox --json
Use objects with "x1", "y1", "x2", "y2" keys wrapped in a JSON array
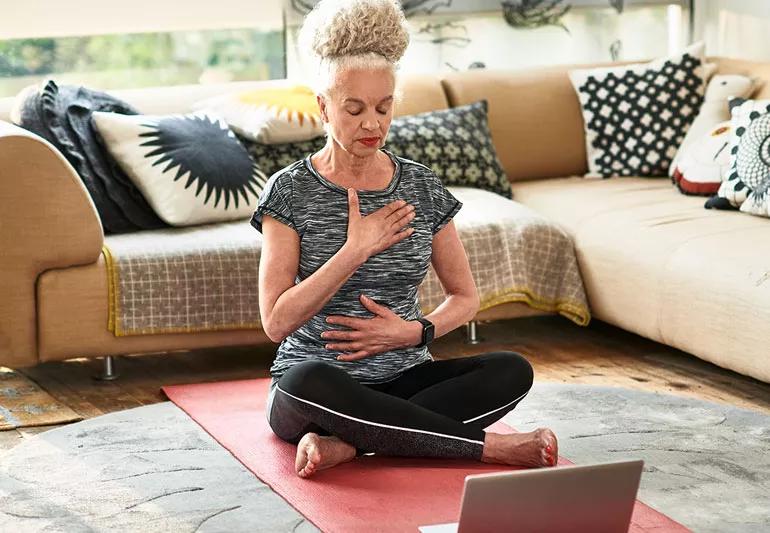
[{"x1": 0, "y1": 120, "x2": 103, "y2": 367}]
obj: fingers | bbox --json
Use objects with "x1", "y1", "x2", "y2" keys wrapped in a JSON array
[
  {"x1": 336, "y1": 350, "x2": 369, "y2": 361},
  {"x1": 360, "y1": 294, "x2": 389, "y2": 317},
  {"x1": 386, "y1": 203, "x2": 415, "y2": 226},
  {"x1": 327, "y1": 342, "x2": 362, "y2": 352},
  {"x1": 321, "y1": 329, "x2": 360, "y2": 341},
  {"x1": 390, "y1": 227, "x2": 415, "y2": 246},
  {"x1": 325, "y1": 316, "x2": 357, "y2": 328},
  {"x1": 347, "y1": 188, "x2": 359, "y2": 217}
]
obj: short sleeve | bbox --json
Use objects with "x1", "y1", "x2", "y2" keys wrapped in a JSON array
[
  {"x1": 430, "y1": 173, "x2": 463, "y2": 235},
  {"x1": 250, "y1": 171, "x2": 298, "y2": 234}
]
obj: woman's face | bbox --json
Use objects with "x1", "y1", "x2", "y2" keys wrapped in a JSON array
[{"x1": 319, "y1": 66, "x2": 395, "y2": 158}]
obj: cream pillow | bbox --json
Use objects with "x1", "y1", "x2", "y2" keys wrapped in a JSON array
[
  {"x1": 91, "y1": 110, "x2": 266, "y2": 226},
  {"x1": 192, "y1": 84, "x2": 324, "y2": 144},
  {"x1": 669, "y1": 73, "x2": 757, "y2": 177}
]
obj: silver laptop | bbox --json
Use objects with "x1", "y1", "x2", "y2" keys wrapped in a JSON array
[{"x1": 418, "y1": 459, "x2": 644, "y2": 533}]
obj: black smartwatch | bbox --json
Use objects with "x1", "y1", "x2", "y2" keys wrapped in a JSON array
[{"x1": 415, "y1": 318, "x2": 435, "y2": 348}]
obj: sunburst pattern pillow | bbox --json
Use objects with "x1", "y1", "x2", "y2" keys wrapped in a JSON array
[
  {"x1": 192, "y1": 84, "x2": 324, "y2": 144},
  {"x1": 91, "y1": 110, "x2": 267, "y2": 226}
]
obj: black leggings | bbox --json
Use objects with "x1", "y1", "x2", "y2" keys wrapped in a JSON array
[{"x1": 266, "y1": 351, "x2": 534, "y2": 460}]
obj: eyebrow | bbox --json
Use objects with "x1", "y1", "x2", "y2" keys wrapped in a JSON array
[{"x1": 343, "y1": 96, "x2": 394, "y2": 105}]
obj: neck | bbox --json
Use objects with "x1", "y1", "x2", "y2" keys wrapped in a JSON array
[{"x1": 316, "y1": 137, "x2": 383, "y2": 179}]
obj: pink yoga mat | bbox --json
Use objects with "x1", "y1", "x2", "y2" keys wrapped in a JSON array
[{"x1": 162, "y1": 378, "x2": 690, "y2": 533}]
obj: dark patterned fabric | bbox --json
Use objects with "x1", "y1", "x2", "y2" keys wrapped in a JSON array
[
  {"x1": 242, "y1": 135, "x2": 326, "y2": 178},
  {"x1": 570, "y1": 46, "x2": 707, "y2": 178},
  {"x1": 706, "y1": 98, "x2": 770, "y2": 217},
  {"x1": 385, "y1": 101, "x2": 512, "y2": 199},
  {"x1": 240, "y1": 101, "x2": 512, "y2": 199},
  {"x1": 14, "y1": 78, "x2": 169, "y2": 234}
]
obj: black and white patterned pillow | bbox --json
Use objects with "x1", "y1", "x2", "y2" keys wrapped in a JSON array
[
  {"x1": 240, "y1": 101, "x2": 512, "y2": 199},
  {"x1": 243, "y1": 135, "x2": 326, "y2": 177},
  {"x1": 705, "y1": 98, "x2": 770, "y2": 217},
  {"x1": 92, "y1": 110, "x2": 267, "y2": 226},
  {"x1": 569, "y1": 42, "x2": 708, "y2": 178},
  {"x1": 385, "y1": 100, "x2": 512, "y2": 199}
]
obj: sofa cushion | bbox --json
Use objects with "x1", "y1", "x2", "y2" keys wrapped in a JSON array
[
  {"x1": 442, "y1": 66, "x2": 590, "y2": 181},
  {"x1": 671, "y1": 120, "x2": 732, "y2": 196},
  {"x1": 669, "y1": 73, "x2": 756, "y2": 181},
  {"x1": 384, "y1": 100, "x2": 512, "y2": 199},
  {"x1": 36, "y1": 254, "x2": 270, "y2": 362},
  {"x1": 568, "y1": 42, "x2": 709, "y2": 178},
  {"x1": 96, "y1": 187, "x2": 588, "y2": 337},
  {"x1": 191, "y1": 84, "x2": 325, "y2": 144},
  {"x1": 241, "y1": 135, "x2": 326, "y2": 178},
  {"x1": 35, "y1": 252, "x2": 546, "y2": 362},
  {"x1": 706, "y1": 97, "x2": 770, "y2": 216},
  {"x1": 92, "y1": 110, "x2": 266, "y2": 226},
  {"x1": 511, "y1": 176, "x2": 770, "y2": 383}
]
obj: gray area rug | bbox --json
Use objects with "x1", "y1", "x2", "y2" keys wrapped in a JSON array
[{"x1": 0, "y1": 382, "x2": 767, "y2": 532}]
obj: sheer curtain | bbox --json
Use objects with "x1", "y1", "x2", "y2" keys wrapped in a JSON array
[{"x1": 694, "y1": 0, "x2": 770, "y2": 61}]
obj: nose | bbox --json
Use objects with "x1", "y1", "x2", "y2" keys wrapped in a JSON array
[{"x1": 362, "y1": 110, "x2": 380, "y2": 131}]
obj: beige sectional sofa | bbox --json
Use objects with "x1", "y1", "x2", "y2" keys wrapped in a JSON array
[{"x1": 1, "y1": 56, "x2": 768, "y2": 384}]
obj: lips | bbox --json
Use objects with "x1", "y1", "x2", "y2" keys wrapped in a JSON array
[{"x1": 358, "y1": 137, "x2": 380, "y2": 147}]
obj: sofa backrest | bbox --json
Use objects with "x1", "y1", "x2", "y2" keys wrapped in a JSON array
[
  {"x1": 443, "y1": 65, "x2": 593, "y2": 182},
  {"x1": 711, "y1": 57, "x2": 770, "y2": 98},
  {"x1": 3, "y1": 56, "x2": 770, "y2": 182},
  {"x1": 0, "y1": 73, "x2": 448, "y2": 123}
]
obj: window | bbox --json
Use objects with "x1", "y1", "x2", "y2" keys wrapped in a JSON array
[{"x1": 0, "y1": 0, "x2": 285, "y2": 98}]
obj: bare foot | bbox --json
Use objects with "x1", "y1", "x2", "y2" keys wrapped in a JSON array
[
  {"x1": 295, "y1": 432, "x2": 358, "y2": 478},
  {"x1": 481, "y1": 427, "x2": 558, "y2": 468}
]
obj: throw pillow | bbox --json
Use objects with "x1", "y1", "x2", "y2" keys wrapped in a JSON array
[
  {"x1": 11, "y1": 78, "x2": 169, "y2": 234},
  {"x1": 672, "y1": 121, "x2": 733, "y2": 195},
  {"x1": 669, "y1": 73, "x2": 757, "y2": 178},
  {"x1": 241, "y1": 135, "x2": 327, "y2": 178},
  {"x1": 569, "y1": 41, "x2": 709, "y2": 178},
  {"x1": 192, "y1": 84, "x2": 324, "y2": 144},
  {"x1": 737, "y1": 112, "x2": 770, "y2": 218},
  {"x1": 384, "y1": 100, "x2": 512, "y2": 199},
  {"x1": 705, "y1": 98, "x2": 770, "y2": 211},
  {"x1": 91, "y1": 110, "x2": 267, "y2": 226}
]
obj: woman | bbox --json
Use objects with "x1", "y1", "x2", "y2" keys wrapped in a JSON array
[{"x1": 251, "y1": 0, "x2": 558, "y2": 478}]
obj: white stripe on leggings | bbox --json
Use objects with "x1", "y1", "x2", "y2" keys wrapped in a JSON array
[
  {"x1": 275, "y1": 385, "x2": 486, "y2": 446},
  {"x1": 462, "y1": 388, "x2": 531, "y2": 424}
]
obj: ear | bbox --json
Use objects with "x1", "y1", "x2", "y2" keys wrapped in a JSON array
[{"x1": 317, "y1": 94, "x2": 328, "y2": 122}]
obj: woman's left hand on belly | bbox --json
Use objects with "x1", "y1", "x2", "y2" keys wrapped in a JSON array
[{"x1": 321, "y1": 294, "x2": 422, "y2": 361}]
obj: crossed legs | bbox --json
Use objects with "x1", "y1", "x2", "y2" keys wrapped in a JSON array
[{"x1": 267, "y1": 351, "x2": 558, "y2": 477}]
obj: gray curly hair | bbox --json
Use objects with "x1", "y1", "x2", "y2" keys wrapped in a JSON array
[{"x1": 298, "y1": 0, "x2": 410, "y2": 100}]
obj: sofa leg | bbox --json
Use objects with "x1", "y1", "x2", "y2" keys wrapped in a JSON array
[
  {"x1": 465, "y1": 321, "x2": 483, "y2": 345},
  {"x1": 94, "y1": 355, "x2": 119, "y2": 381}
]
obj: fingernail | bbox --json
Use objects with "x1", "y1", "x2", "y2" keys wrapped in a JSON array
[{"x1": 546, "y1": 445, "x2": 552, "y2": 452}]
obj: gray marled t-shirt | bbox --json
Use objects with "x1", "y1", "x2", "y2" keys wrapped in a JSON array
[{"x1": 250, "y1": 149, "x2": 462, "y2": 385}]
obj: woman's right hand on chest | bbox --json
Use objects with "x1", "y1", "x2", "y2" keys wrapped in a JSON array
[{"x1": 345, "y1": 188, "x2": 415, "y2": 260}]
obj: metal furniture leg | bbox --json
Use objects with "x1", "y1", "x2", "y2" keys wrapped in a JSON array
[
  {"x1": 94, "y1": 355, "x2": 119, "y2": 381},
  {"x1": 465, "y1": 321, "x2": 483, "y2": 344}
]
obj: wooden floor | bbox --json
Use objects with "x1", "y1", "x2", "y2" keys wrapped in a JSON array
[{"x1": 3, "y1": 315, "x2": 769, "y2": 452}]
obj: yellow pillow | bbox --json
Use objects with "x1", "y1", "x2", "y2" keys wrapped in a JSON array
[{"x1": 193, "y1": 84, "x2": 324, "y2": 144}]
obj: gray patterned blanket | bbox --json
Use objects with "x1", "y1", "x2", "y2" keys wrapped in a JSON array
[{"x1": 103, "y1": 187, "x2": 590, "y2": 336}]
